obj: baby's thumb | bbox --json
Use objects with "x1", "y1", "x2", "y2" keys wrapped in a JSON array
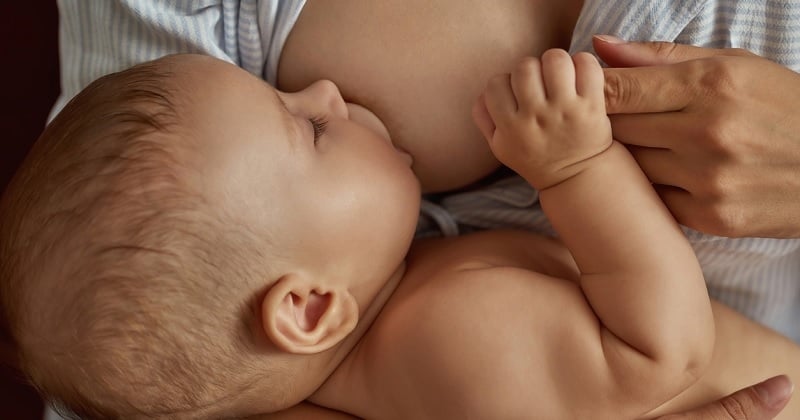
[{"x1": 471, "y1": 93, "x2": 496, "y2": 144}]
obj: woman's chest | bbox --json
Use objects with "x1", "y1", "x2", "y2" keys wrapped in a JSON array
[{"x1": 278, "y1": 0, "x2": 576, "y2": 192}]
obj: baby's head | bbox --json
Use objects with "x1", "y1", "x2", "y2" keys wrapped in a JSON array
[{"x1": 0, "y1": 54, "x2": 419, "y2": 418}]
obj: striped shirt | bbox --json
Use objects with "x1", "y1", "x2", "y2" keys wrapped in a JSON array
[
  {"x1": 51, "y1": 0, "x2": 306, "y2": 121},
  {"x1": 422, "y1": 0, "x2": 800, "y2": 341}
]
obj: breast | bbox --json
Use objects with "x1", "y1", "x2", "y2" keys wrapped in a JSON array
[{"x1": 277, "y1": 0, "x2": 569, "y2": 192}]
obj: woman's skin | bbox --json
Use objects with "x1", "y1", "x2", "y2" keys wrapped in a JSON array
[
  {"x1": 278, "y1": 0, "x2": 583, "y2": 193},
  {"x1": 658, "y1": 376, "x2": 793, "y2": 420}
]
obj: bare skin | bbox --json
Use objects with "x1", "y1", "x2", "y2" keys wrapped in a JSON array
[
  {"x1": 278, "y1": 0, "x2": 582, "y2": 192},
  {"x1": 658, "y1": 375, "x2": 794, "y2": 420},
  {"x1": 252, "y1": 230, "x2": 800, "y2": 419}
]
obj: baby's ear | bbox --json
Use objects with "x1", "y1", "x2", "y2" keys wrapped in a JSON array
[{"x1": 261, "y1": 274, "x2": 359, "y2": 354}]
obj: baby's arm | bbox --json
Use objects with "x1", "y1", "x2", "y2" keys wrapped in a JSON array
[{"x1": 478, "y1": 49, "x2": 715, "y2": 409}]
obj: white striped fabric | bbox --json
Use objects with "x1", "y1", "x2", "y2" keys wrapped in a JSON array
[
  {"x1": 51, "y1": 0, "x2": 306, "y2": 121},
  {"x1": 571, "y1": 0, "x2": 800, "y2": 69}
]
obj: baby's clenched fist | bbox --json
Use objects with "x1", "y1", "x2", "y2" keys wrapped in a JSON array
[{"x1": 474, "y1": 49, "x2": 613, "y2": 190}]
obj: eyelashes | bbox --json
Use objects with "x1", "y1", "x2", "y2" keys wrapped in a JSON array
[{"x1": 309, "y1": 116, "x2": 329, "y2": 144}]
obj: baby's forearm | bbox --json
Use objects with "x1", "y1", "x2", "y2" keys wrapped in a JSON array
[{"x1": 538, "y1": 141, "x2": 714, "y2": 395}]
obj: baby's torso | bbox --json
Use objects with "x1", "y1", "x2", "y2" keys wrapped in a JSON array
[
  {"x1": 354, "y1": 230, "x2": 726, "y2": 419},
  {"x1": 353, "y1": 230, "x2": 585, "y2": 419},
  {"x1": 344, "y1": 230, "x2": 800, "y2": 419},
  {"x1": 404, "y1": 230, "x2": 577, "y2": 284}
]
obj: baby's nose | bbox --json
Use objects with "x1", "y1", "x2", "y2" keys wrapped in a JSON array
[{"x1": 307, "y1": 80, "x2": 348, "y2": 119}]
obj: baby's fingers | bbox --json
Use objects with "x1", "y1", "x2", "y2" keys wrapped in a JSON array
[
  {"x1": 484, "y1": 73, "x2": 518, "y2": 131},
  {"x1": 541, "y1": 49, "x2": 576, "y2": 101},
  {"x1": 510, "y1": 57, "x2": 545, "y2": 114},
  {"x1": 573, "y1": 52, "x2": 604, "y2": 104},
  {"x1": 471, "y1": 93, "x2": 496, "y2": 142}
]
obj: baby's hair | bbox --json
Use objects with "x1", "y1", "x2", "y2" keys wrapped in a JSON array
[{"x1": 0, "y1": 57, "x2": 287, "y2": 419}]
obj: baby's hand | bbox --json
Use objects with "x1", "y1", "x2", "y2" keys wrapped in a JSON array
[{"x1": 472, "y1": 49, "x2": 613, "y2": 190}]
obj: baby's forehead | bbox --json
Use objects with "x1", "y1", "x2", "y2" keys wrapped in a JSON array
[
  {"x1": 170, "y1": 61, "x2": 297, "y2": 197},
  {"x1": 167, "y1": 54, "x2": 274, "y2": 94},
  {"x1": 171, "y1": 55, "x2": 284, "y2": 112}
]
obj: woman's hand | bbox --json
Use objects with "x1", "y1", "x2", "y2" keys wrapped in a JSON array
[
  {"x1": 595, "y1": 36, "x2": 800, "y2": 238},
  {"x1": 655, "y1": 375, "x2": 794, "y2": 420}
]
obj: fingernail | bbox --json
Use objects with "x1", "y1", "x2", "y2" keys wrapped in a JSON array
[
  {"x1": 754, "y1": 375, "x2": 794, "y2": 408},
  {"x1": 594, "y1": 34, "x2": 626, "y2": 44}
]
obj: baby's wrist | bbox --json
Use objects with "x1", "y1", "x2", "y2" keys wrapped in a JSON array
[{"x1": 524, "y1": 141, "x2": 616, "y2": 191}]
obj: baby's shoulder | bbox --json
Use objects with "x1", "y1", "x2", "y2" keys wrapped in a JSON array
[
  {"x1": 406, "y1": 229, "x2": 577, "y2": 283},
  {"x1": 368, "y1": 231, "x2": 588, "y2": 417}
]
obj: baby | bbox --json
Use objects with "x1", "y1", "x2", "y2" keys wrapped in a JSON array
[{"x1": 1, "y1": 53, "x2": 797, "y2": 419}]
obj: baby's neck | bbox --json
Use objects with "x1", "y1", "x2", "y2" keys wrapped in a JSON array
[{"x1": 306, "y1": 261, "x2": 407, "y2": 410}]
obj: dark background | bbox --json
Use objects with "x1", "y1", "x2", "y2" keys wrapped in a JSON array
[{"x1": 1, "y1": 1, "x2": 61, "y2": 417}]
